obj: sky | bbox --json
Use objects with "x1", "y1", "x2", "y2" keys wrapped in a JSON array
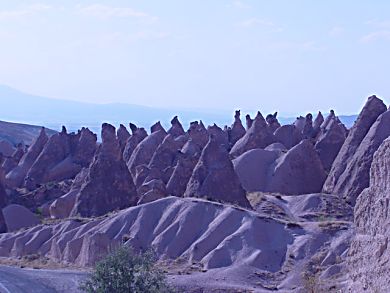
[{"x1": 0, "y1": 1, "x2": 389, "y2": 116}]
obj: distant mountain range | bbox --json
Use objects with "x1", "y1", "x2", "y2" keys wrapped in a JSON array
[{"x1": 0, "y1": 84, "x2": 358, "y2": 136}]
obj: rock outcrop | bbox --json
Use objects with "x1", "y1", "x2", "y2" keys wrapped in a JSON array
[
  {"x1": 323, "y1": 95, "x2": 387, "y2": 202},
  {"x1": 167, "y1": 116, "x2": 185, "y2": 138},
  {"x1": 127, "y1": 129, "x2": 167, "y2": 176},
  {"x1": 6, "y1": 128, "x2": 48, "y2": 188},
  {"x1": 233, "y1": 149, "x2": 279, "y2": 192},
  {"x1": 123, "y1": 125, "x2": 148, "y2": 163},
  {"x1": 71, "y1": 123, "x2": 138, "y2": 217},
  {"x1": 0, "y1": 140, "x2": 15, "y2": 157},
  {"x1": 314, "y1": 117, "x2": 347, "y2": 172},
  {"x1": 229, "y1": 110, "x2": 246, "y2": 147},
  {"x1": 1, "y1": 143, "x2": 25, "y2": 174},
  {"x1": 117, "y1": 124, "x2": 130, "y2": 153},
  {"x1": 207, "y1": 124, "x2": 229, "y2": 149},
  {"x1": 274, "y1": 125, "x2": 302, "y2": 149},
  {"x1": 0, "y1": 154, "x2": 7, "y2": 233},
  {"x1": 24, "y1": 127, "x2": 97, "y2": 190},
  {"x1": 184, "y1": 135, "x2": 251, "y2": 208},
  {"x1": 266, "y1": 112, "x2": 281, "y2": 133},
  {"x1": 2, "y1": 204, "x2": 40, "y2": 232},
  {"x1": 267, "y1": 139, "x2": 327, "y2": 195},
  {"x1": 348, "y1": 137, "x2": 390, "y2": 292},
  {"x1": 230, "y1": 112, "x2": 276, "y2": 158}
]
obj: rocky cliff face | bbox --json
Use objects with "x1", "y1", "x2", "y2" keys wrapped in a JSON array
[
  {"x1": 323, "y1": 95, "x2": 387, "y2": 197},
  {"x1": 71, "y1": 123, "x2": 138, "y2": 217},
  {"x1": 348, "y1": 137, "x2": 390, "y2": 292}
]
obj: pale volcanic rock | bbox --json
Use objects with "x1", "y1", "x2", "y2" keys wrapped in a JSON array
[
  {"x1": 245, "y1": 114, "x2": 253, "y2": 130},
  {"x1": 123, "y1": 125, "x2": 148, "y2": 163},
  {"x1": 71, "y1": 123, "x2": 138, "y2": 217},
  {"x1": 266, "y1": 112, "x2": 281, "y2": 133},
  {"x1": 2, "y1": 143, "x2": 25, "y2": 174},
  {"x1": 267, "y1": 139, "x2": 327, "y2": 195},
  {"x1": 207, "y1": 124, "x2": 229, "y2": 149},
  {"x1": 229, "y1": 110, "x2": 246, "y2": 147},
  {"x1": 137, "y1": 179, "x2": 167, "y2": 205},
  {"x1": 348, "y1": 137, "x2": 390, "y2": 292},
  {"x1": 2, "y1": 204, "x2": 40, "y2": 232},
  {"x1": 151, "y1": 121, "x2": 166, "y2": 133},
  {"x1": 0, "y1": 154, "x2": 7, "y2": 233},
  {"x1": 184, "y1": 135, "x2": 251, "y2": 208},
  {"x1": 6, "y1": 128, "x2": 48, "y2": 188},
  {"x1": 274, "y1": 125, "x2": 303, "y2": 149},
  {"x1": 331, "y1": 109, "x2": 390, "y2": 205},
  {"x1": 24, "y1": 127, "x2": 97, "y2": 190},
  {"x1": 293, "y1": 116, "x2": 306, "y2": 132},
  {"x1": 127, "y1": 129, "x2": 167, "y2": 176},
  {"x1": 323, "y1": 95, "x2": 387, "y2": 195},
  {"x1": 233, "y1": 148, "x2": 279, "y2": 192},
  {"x1": 0, "y1": 140, "x2": 15, "y2": 157},
  {"x1": 315, "y1": 118, "x2": 347, "y2": 172},
  {"x1": 313, "y1": 111, "x2": 325, "y2": 133},
  {"x1": 167, "y1": 116, "x2": 185, "y2": 138},
  {"x1": 230, "y1": 112, "x2": 276, "y2": 158},
  {"x1": 117, "y1": 124, "x2": 130, "y2": 153},
  {"x1": 188, "y1": 121, "x2": 208, "y2": 149}
]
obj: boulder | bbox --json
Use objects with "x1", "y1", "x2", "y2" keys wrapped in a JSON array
[
  {"x1": 323, "y1": 95, "x2": 387, "y2": 196},
  {"x1": 330, "y1": 109, "x2": 390, "y2": 205},
  {"x1": 71, "y1": 123, "x2": 138, "y2": 217},
  {"x1": 274, "y1": 125, "x2": 303, "y2": 149},
  {"x1": 184, "y1": 135, "x2": 251, "y2": 208},
  {"x1": 265, "y1": 142, "x2": 288, "y2": 153},
  {"x1": 267, "y1": 139, "x2": 327, "y2": 195},
  {"x1": 127, "y1": 129, "x2": 167, "y2": 176},
  {"x1": 167, "y1": 116, "x2": 185, "y2": 138},
  {"x1": 348, "y1": 137, "x2": 390, "y2": 292},
  {"x1": 230, "y1": 112, "x2": 276, "y2": 158},
  {"x1": 233, "y1": 149, "x2": 279, "y2": 192},
  {"x1": 2, "y1": 204, "x2": 40, "y2": 232},
  {"x1": 6, "y1": 127, "x2": 48, "y2": 188},
  {"x1": 315, "y1": 118, "x2": 347, "y2": 172}
]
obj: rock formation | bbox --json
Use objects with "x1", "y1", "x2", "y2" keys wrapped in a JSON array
[
  {"x1": 246, "y1": 114, "x2": 253, "y2": 130},
  {"x1": 1, "y1": 143, "x2": 25, "y2": 174},
  {"x1": 267, "y1": 139, "x2": 327, "y2": 195},
  {"x1": 233, "y1": 149, "x2": 279, "y2": 192},
  {"x1": 229, "y1": 110, "x2": 246, "y2": 147},
  {"x1": 167, "y1": 116, "x2": 185, "y2": 138},
  {"x1": 323, "y1": 95, "x2": 387, "y2": 200},
  {"x1": 71, "y1": 123, "x2": 138, "y2": 217},
  {"x1": 302, "y1": 113, "x2": 314, "y2": 138},
  {"x1": 127, "y1": 129, "x2": 167, "y2": 176},
  {"x1": 2, "y1": 204, "x2": 40, "y2": 232},
  {"x1": 0, "y1": 154, "x2": 7, "y2": 233},
  {"x1": 188, "y1": 121, "x2": 208, "y2": 149},
  {"x1": 329, "y1": 109, "x2": 390, "y2": 205},
  {"x1": 207, "y1": 124, "x2": 229, "y2": 149},
  {"x1": 117, "y1": 124, "x2": 130, "y2": 153},
  {"x1": 266, "y1": 112, "x2": 281, "y2": 133},
  {"x1": 6, "y1": 127, "x2": 48, "y2": 188},
  {"x1": 184, "y1": 135, "x2": 251, "y2": 208},
  {"x1": 151, "y1": 121, "x2": 166, "y2": 133},
  {"x1": 24, "y1": 127, "x2": 97, "y2": 190},
  {"x1": 313, "y1": 111, "x2": 324, "y2": 133},
  {"x1": 274, "y1": 125, "x2": 303, "y2": 149},
  {"x1": 0, "y1": 140, "x2": 15, "y2": 157},
  {"x1": 314, "y1": 117, "x2": 347, "y2": 172},
  {"x1": 230, "y1": 112, "x2": 276, "y2": 158},
  {"x1": 348, "y1": 137, "x2": 390, "y2": 291},
  {"x1": 123, "y1": 124, "x2": 148, "y2": 163}
]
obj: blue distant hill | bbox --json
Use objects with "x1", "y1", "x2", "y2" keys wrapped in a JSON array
[{"x1": 0, "y1": 84, "x2": 357, "y2": 135}]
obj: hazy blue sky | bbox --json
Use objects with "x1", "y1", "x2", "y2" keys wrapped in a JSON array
[{"x1": 0, "y1": 1, "x2": 389, "y2": 115}]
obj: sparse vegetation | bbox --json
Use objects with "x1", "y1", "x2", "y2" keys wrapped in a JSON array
[{"x1": 80, "y1": 245, "x2": 174, "y2": 293}]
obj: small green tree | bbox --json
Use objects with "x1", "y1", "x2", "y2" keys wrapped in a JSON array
[{"x1": 80, "y1": 245, "x2": 174, "y2": 293}]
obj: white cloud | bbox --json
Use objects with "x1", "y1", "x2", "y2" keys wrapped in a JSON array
[
  {"x1": 0, "y1": 3, "x2": 51, "y2": 21},
  {"x1": 238, "y1": 18, "x2": 283, "y2": 32},
  {"x1": 76, "y1": 4, "x2": 158, "y2": 23},
  {"x1": 360, "y1": 30, "x2": 390, "y2": 43},
  {"x1": 106, "y1": 31, "x2": 170, "y2": 42},
  {"x1": 365, "y1": 19, "x2": 390, "y2": 29}
]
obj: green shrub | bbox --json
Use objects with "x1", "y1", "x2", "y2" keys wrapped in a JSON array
[{"x1": 80, "y1": 245, "x2": 174, "y2": 293}]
